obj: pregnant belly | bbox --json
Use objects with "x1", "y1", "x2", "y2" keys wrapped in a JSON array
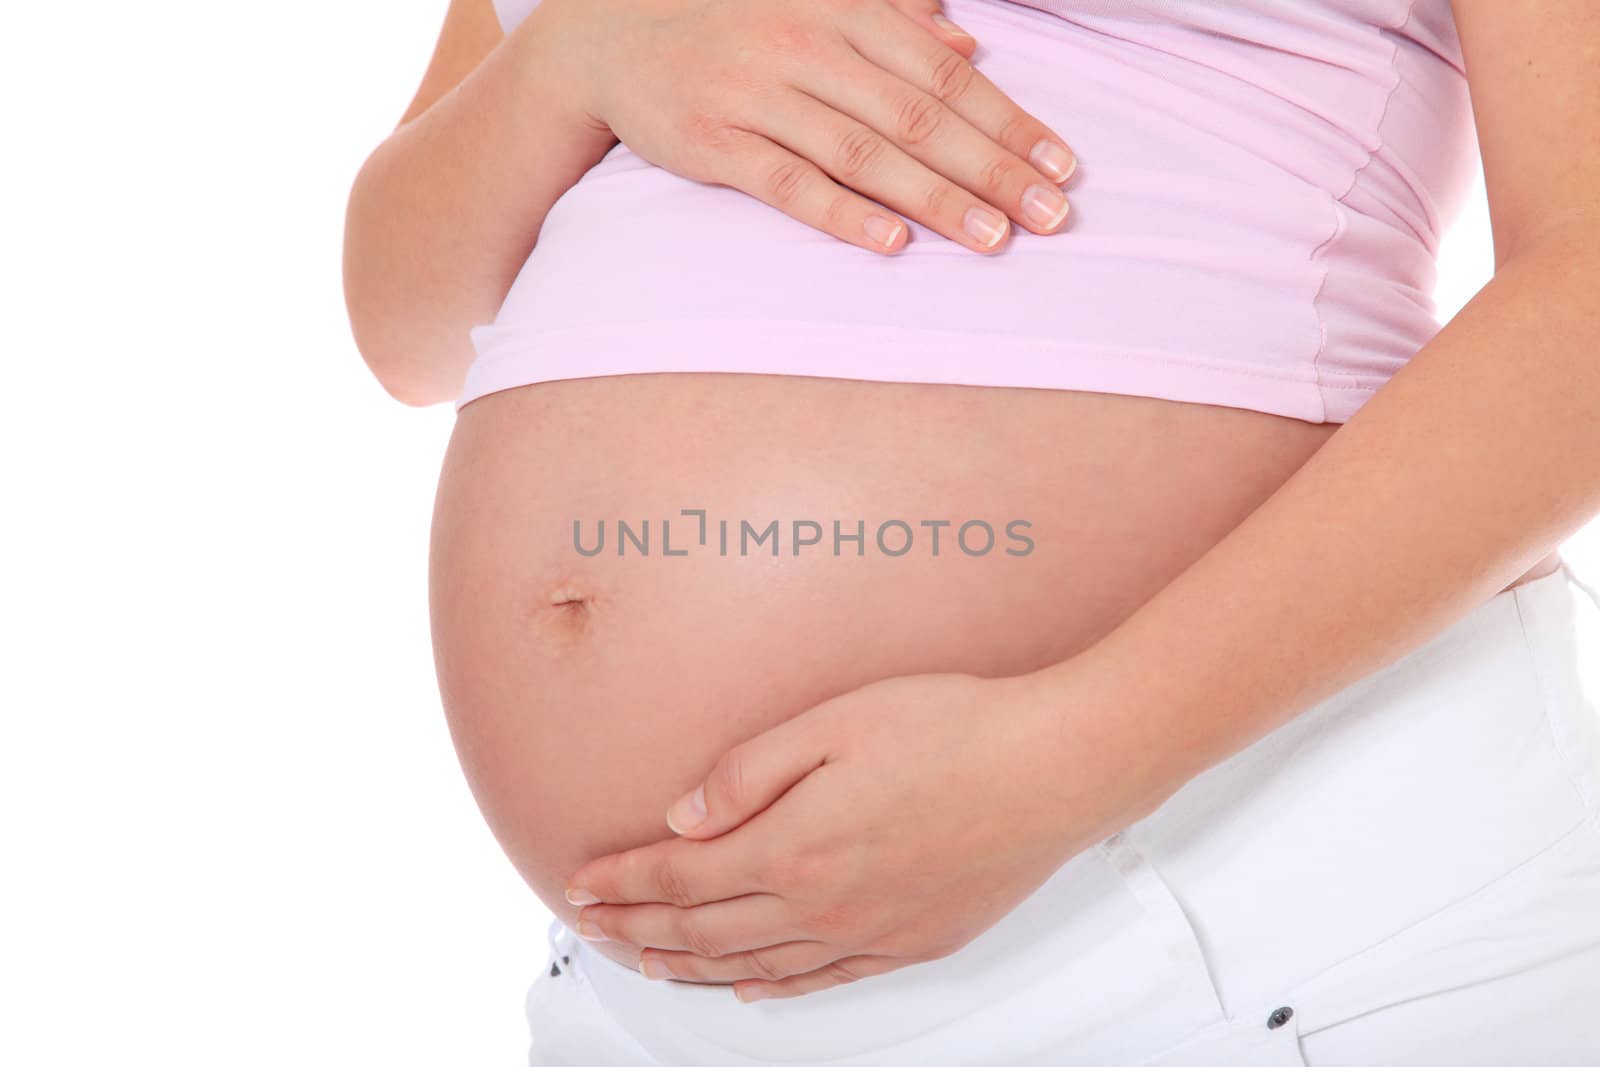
[{"x1": 428, "y1": 372, "x2": 1337, "y2": 970}]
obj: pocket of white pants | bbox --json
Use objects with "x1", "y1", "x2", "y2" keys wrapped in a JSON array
[
  {"x1": 1281, "y1": 815, "x2": 1600, "y2": 1041},
  {"x1": 524, "y1": 932, "x2": 609, "y2": 1066},
  {"x1": 523, "y1": 964, "x2": 564, "y2": 1067},
  {"x1": 527, "y1": 924, "x2": 668, "y2": 1067},
  {"x1": 1097, "y1": 831, "x2": 1229, "y2": 1022},
  {"x1": 1514, "y1": 570, "x2": 1600, "y2": 821}
]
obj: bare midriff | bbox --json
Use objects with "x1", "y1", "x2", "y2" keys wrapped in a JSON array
[{"x1": 428, "y1": 372, "x2": 1557, "y2": 972}]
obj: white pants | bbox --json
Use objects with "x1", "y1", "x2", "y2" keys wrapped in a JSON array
[{"x1": 525, "y1": 563, "x2": 1600, "y2": 1066}]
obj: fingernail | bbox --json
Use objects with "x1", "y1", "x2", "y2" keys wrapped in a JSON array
[
  {"x1": 735, "y1": 985, "x2": 769, "y2": 1003},
  {"x1": 1029, "y1": 139, "x2": 1077, "y2": 183},
  {"x1": 666, "y1": 785, "x2": 708, "y2": 834},
  {"x1": 640, "y1": 957, "x2": 673, "y2": 981},
  {"x1": 1021, "y1": 184, "x2": 1070, "y2": 231},
  {"x1": 565, "y1": 887, "x2": 599, "y2": 906},
  {"x1": 863, "y1": 214, "x2": 904, "y2": 250},
  {"x1": 962, "y1": 206, "x2": 1008, "y2": 249},
  {"x1": 576, "y1": 920, "x2": 607, "y2": 942},
  {"x1": 931, "y1": 13, "x2": 974, "y2": 40}
]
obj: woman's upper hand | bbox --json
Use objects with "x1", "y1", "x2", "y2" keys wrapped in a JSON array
[
  {"x1": 546, "y1": 0, "x2": 1078, "y2": 254},
  {"x1": 562, "y1": 669, "x2": 1169, "y2": 1001}
]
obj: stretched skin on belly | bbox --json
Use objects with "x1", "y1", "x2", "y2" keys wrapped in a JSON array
[{"x1": 428, "y1": 371, "x2": 1336, "y2": 970}]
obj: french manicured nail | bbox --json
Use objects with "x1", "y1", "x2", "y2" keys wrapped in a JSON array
[
  {"x1": 1029, "y1": 139, "x2": 1077, "y2": 183},
  {"x1": 576, "y1": 920, "x2": 607, "y2": 942},
  {"x1": 963, "y1": 206, "x2": 1008, "y2": 249},
  {"x1": 735, "y1": 985, "x2": 769, "y2": 1003},
  {"x1": 565, "y1": 887, "x2": 599, "y2": 906},
  {"x1": 931, "y1": 13, "x2": 974, "y2": 40},
  {"x1": 640, "y1": 957, "x2": 673, "y2": 981},
  {"x1": 1021, "y1": 184, "x2": 1070, "y2": 231},
  {"x1": 666, "y1": 785, "x2": 708, "y2": 834},
  {"x1": 863, "y1": 214, "x2": 904, "y2": 250}
]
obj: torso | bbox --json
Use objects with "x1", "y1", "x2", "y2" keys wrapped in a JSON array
[
  {"x1": 433, "y1": 0, "x2": 1542, "y2": 973},
  {"x1": 429, "y1": 373, "x2": 1555, "y2": 971}
]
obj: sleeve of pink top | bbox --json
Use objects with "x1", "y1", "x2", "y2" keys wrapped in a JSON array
[{"x1": 492, "y1": 0, "x2": 542, "y2": 34}]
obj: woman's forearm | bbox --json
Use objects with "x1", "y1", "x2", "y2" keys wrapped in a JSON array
[
  {"x1": 1046, "y1": 240, "x2": 1600, "y2": 806},
  {"x1": 342, "y1": 4, "x2": 616, "y2": 405}
]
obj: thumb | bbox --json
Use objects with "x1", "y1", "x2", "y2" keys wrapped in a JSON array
[
  {"x1": 887, "y1": 0, "x2": 979, "y2": 58},
  {"x1": 666, "y1": 718, "x2": 829, "y2": 840}
]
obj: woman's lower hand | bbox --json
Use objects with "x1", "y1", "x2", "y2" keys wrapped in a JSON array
[
  {"x1": 544, "y1": 0, "x2": 1077, "y2": 254},
  {"x1": 563, "y1": 668, "x2": 1168, "y2": 1001}
]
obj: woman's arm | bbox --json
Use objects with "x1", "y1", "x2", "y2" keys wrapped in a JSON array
[
  {"x1": 342, "y1": 0, "x2": 616, "y2": 406},
  {"x1": 1044, "y1": 0, "x2": 1600, "y2": 800}
]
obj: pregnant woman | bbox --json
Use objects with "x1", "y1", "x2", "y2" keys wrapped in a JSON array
[{"x1": 342, "y1": 0, "x2": 1600, "y2": 1062}]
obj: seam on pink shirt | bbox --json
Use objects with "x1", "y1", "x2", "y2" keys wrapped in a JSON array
[
  {"x1": 1305, "y1": 0, "x2": 1419, "y2": 424},
  {"x1": 466, "y1": 320, "x2": 1325, "y2": 385},
  {"x1": 457, "y1": 319, "x2": 1392, "y2": 423}
]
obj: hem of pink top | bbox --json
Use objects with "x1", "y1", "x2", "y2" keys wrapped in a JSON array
[{"x1": 460, "y1": 319, "x2": 1386, "y2": 425}]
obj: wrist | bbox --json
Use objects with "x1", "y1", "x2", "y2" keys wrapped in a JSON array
[
  {"x1": 1011, "y1": 648, "x2": 1193, "y2": 840},
  {"x1": 508, "y1": 0, "x2": 619, "y2": 149}
]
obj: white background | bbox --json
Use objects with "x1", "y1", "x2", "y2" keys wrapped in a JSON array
[{"x1": 3, "y1": 2, "x2": 1596, "y2": 1064}]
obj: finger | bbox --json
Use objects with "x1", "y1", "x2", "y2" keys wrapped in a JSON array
[
  {"x1": 883, "y1": 0, "x2": 979, "y2": 58},
  {"x1": 566, "y1": 827, "x2": 771, "y2": 908},
  {"x1": 575, "y1": 895, "x2": 796, "y2": 958},
  {"x1": 801, "y1": 55, "x2": 1070, "y2": 236},
  {"x1": 712, "y1": 128, "x2": 909, "y2": 255},
  {"x1": 639, "y1": 940, "x2": 841, "y2": 984},
  {"x1": 753, "y1": 90, "x2": 1013, "y2": 252},
  {"x1": 665, "y1": 704, "x2": 832, "y2": 840},
  {"x1": 731, "y1": 955, "x2": 907, "y2": 1003},
  {"x1": 842, "y1": 3, "x2": 1078, "y2": 184}
]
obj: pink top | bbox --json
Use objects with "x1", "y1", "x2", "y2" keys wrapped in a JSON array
[{"x1": 464, "y1": 0, "x2": 1478, "y2": 424}]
